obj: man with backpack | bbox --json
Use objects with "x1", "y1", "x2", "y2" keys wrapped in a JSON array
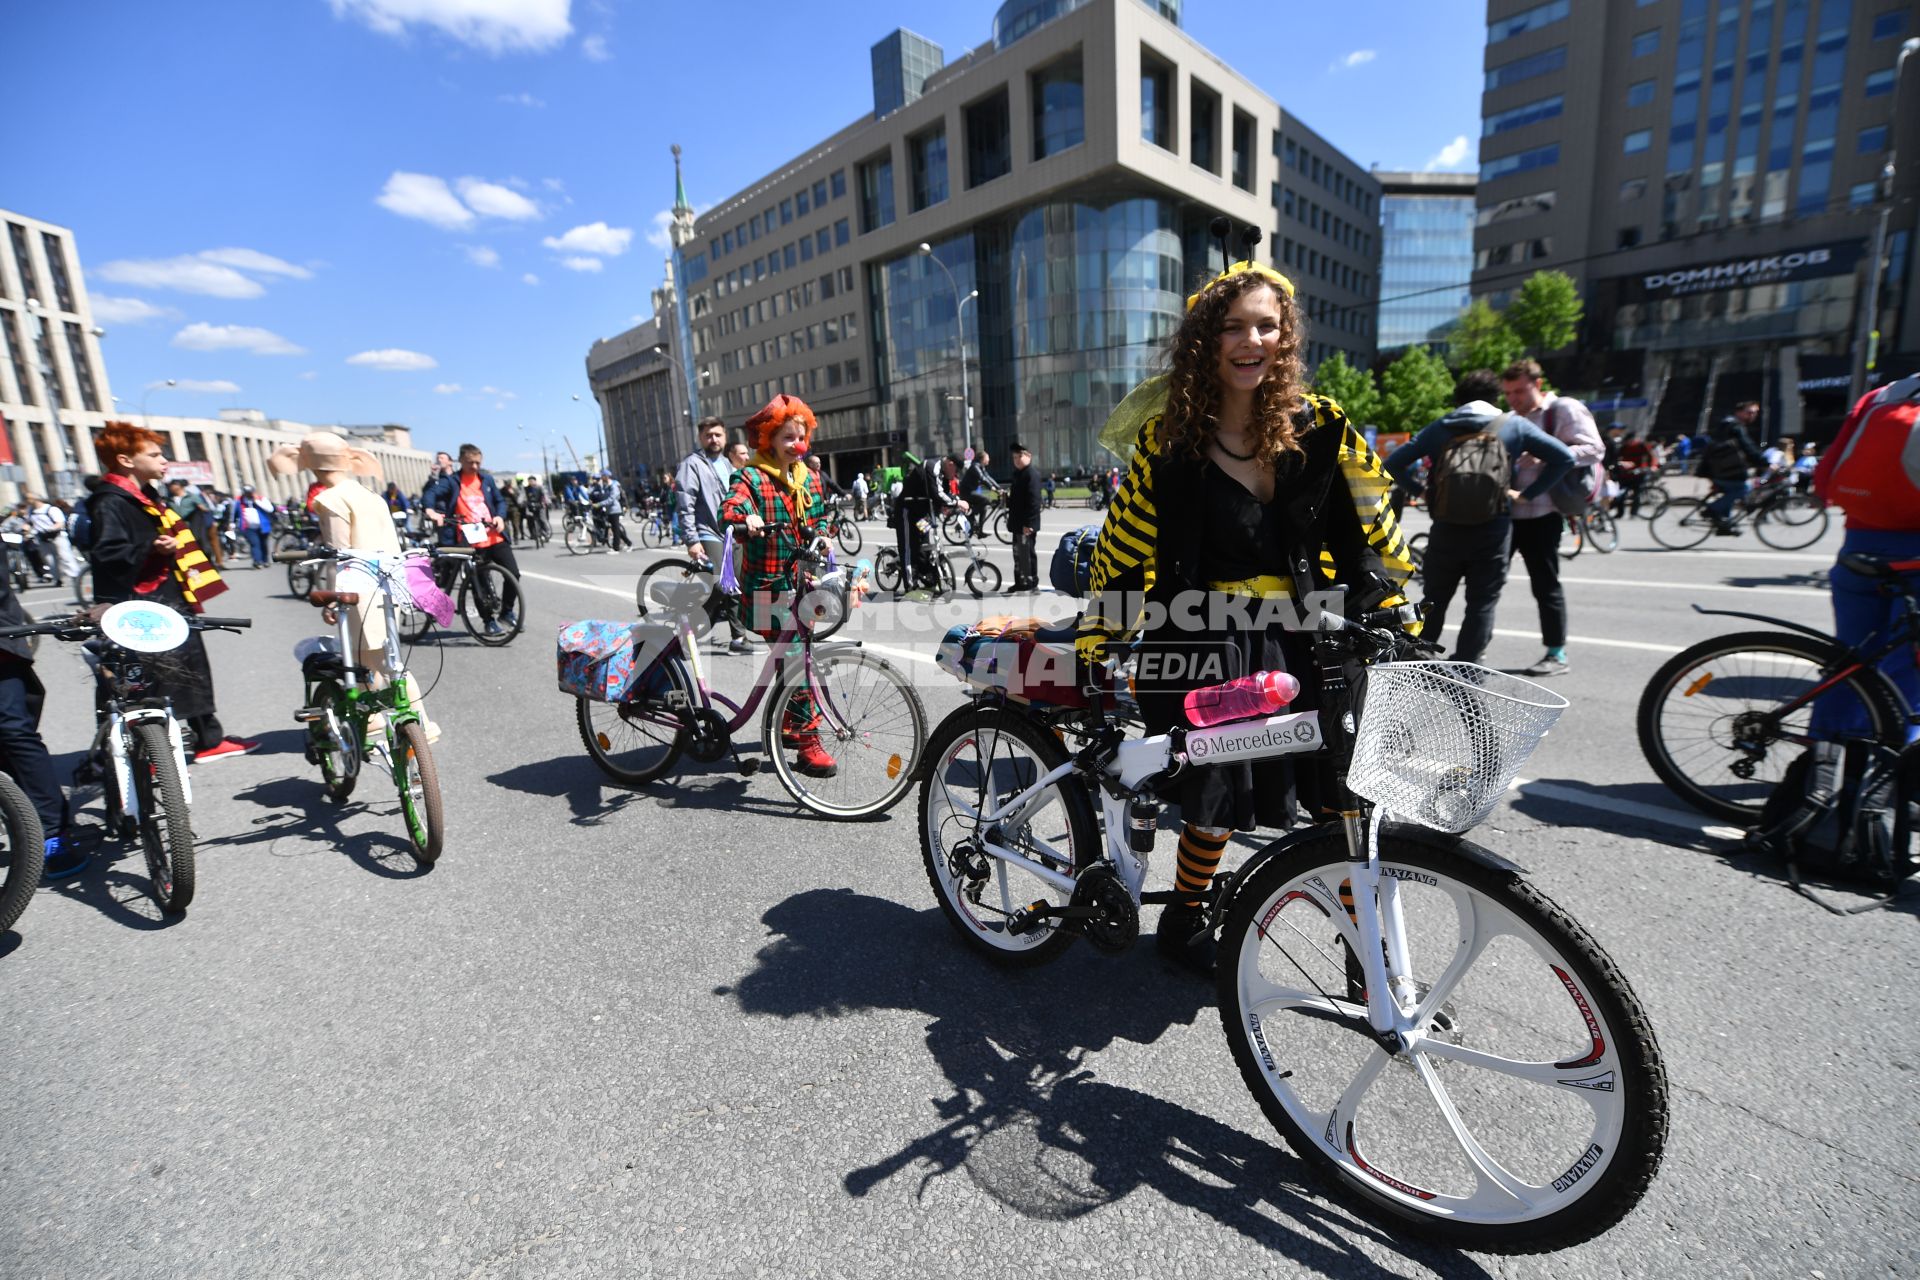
[
  {"x1": 1701, "y1": 401, "x2": 1768, "y2": 532},
  {"x1": 1385, "y1": 370, "x2": 1575, "y2": 665},
  {"x1": 1501, "y1": 358, "x2": 1605, "y2": 676}
]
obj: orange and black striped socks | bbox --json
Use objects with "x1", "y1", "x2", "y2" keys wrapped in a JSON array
[{"x1": 1173, "y1": 824, "x2": 1231, "y2": 908}]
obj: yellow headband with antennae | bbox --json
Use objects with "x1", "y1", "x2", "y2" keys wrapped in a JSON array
[{"x1": 1184, "y1": 260, "x2": 1296, "y2": 311}]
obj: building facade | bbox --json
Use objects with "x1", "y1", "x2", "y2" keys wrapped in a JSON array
[
  {"x1": 1474, "y1": 0, "x2": 1920, "y2": 441},
  {"x1": 1374, "y1": 171, "x2": 1478, "y2": 354},
  {"x1": 586, "y1": 316, "x2": 682, "y2": 480},
  {"x1": 0, "y1": 208, "x2": 111, "y2": 505},
  {"x1": 143, "y1": 411, "x2": 433, "y2": 504},
  {"x1": 637, "y1": 0, "x2": 1377, "y2": 479}
]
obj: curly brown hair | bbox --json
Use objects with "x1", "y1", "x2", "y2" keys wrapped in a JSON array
[{"x1": 1158, "y1": 271, "x2": 1308, "y2": 462}]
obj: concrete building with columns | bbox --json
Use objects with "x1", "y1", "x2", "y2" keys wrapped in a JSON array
[
  {"x1": 140, "y1": 411, "x2": 432, "y2": 504},
  {"x1": 0, "y1": 208, "x2": 111, "y2": 505}
]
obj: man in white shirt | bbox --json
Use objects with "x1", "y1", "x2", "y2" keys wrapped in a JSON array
[
  {"x1": 25, "y1": 494, "x2": 79, "y2": 586},
  {"x1": 1500, "y1": 358, "x2": 1605, "y2": 677}
]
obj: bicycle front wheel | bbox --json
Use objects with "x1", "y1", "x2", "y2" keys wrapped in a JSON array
[
  {"x1": 132, "y1": 721, "x2": 195, "y2": 915},
  {"x1": 459, "y1": 562, "x2": 523, "y2": 646},
  {"x1": 966, "y1": 559, "x2": 1001, "y2": 597},
  {"x1": 287, "y1": 557, "x2": 320, "y2": 600},
  {"x1": 764, "y1": 646, "x2": 926, "y2": 819},
  {"x1": 873, "y1": 551, "x2": 901, "y2": 595},
  {"x1": 1218, "y1": 823, "x2": 1667, "y2": 1252},
  {"x1": 1585, "y1": 509, "x2": 1619, "y2": 553},
  {"x1": 941, "y1": 512, "x2": 971, "y2": 545},
  {"x1": 0, "y1": 771, "x2": 46, "y2": 936},
  {"x1": 1648, "y1": 498, "x2": 1717, "y2": 549},
  {"x1": 390, "y1": 720, "x2": 443, "y2": 864},
  {"x1": 919, "y1": 702, "x2": 1100, "y2": 965},
  {"x1": 1559, "y1": 516, "x2": 1584, "y2": 560},
  {"x1": 990, "y1": 509, "x2": 1011, "y2": 544},
  {"x1": 835, "y1": 518, "x2": 864, "y2": 557},
  {"x1": 563, "y1": 520, "x2": 591, "y2": 555},
  {"x1": 1636, "y1": 630, "x2": 1906, "y2": 822},
  {"x1": 1754, "y1": 497, "x2": 1830, "y2": 550}
]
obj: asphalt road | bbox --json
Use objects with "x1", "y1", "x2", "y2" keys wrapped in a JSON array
[{"x1": 3, "y1": 505, "x2": 1916, "y2": 1279}]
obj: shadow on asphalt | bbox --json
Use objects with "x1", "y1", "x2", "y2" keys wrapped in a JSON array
[
  {"x1": 486, "y1": 755, "x2": 825, "y2": 824},
  {"x1": 1721, "y1": 571, "x2": 1829, "y2": 590},
  {"x1": 217, "y1": 775, "x2": 427, "y2": 879},
  {"x1": 1509, "y1": 779, "x2": 1723, "y2": 848},
  {"x1": 718, "y1": 887, "x2": 1494, "y2": 1278}
]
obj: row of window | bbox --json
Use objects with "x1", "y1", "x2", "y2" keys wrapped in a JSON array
[
  {"x1": 711, "y1": 311, "x2": 863, "y2": 377},
  {"x1": 1278, "y1": 135, "x2": 1375, "y2": 216},
  {"x1": 706, "y1": 221, "x2": 852, "y2": 301},
  {"x1": 1275, "y1": 187, "x2": 1374, "y2": 259},
  {"x1": 1301, "y1": 292, "x2": 1373, "y2": 340},
  {"x1": 719, "y1": 360, "x2": 863, "y2": 414},
  {"x1": 1628, "y1": 119, "x2": 1889, "y2": 156},
  {"x1": 1476, "y1": 237, "x2": 1554, "y2": 270},
  {"x1": 1278, "y1": 236, "x2": 1371, "y2": 299},
  {"x1": 1139, "y1": 51, "x2": 1261, "y2": 192},
  {"x1": 2, "y1": 223, "x2": 80, "y2": 313},
  {"x1": 710, "y1": 171, "x2": 849, "y2": 263},
  {"x1": 1488, "y1": 0, "x2": 1569, "y2": 45},
  {"x1": 1481, "y1": 142, "x2": 1559, "y2": 183},
  {"x1": 705, "y1": 267, "x2": 860, "y2": 345}
]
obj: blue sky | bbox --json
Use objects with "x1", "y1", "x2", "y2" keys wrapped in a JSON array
[{"x1": 9, "y1": 0, "x2": 1482, "y2": 469}]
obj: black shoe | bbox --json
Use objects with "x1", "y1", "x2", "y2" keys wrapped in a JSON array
[{"x1": 1156, "y1": 901, "x2": 1215, "y2": 975}]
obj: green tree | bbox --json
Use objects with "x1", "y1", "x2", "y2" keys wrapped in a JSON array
[
  {"x1": 1504, "y1": 270, "x2": 1583, "y2": 355},
  {"x1": 1447, "y1": 298, "x2": 1526, "y2": 374},
  {"x1": 1376, "y1": 345, "x2": 1456, "y2": 436},
  {"x1": 1310, "y1": 351, "x2": 1380, "y2": 428}
]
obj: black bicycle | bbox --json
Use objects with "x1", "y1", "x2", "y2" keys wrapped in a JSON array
[
  {"x1": 400, "y1": 544, "x2": 524, "y2": 646},
  {"x1": 1638, "y1": 551, "x2": 1918, "y2": 822},
  {"x1": 1648, "y1": 471, "x2": 1829, "y2": 551}
]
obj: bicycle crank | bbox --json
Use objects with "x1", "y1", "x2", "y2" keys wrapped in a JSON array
[
  {"x1": 1005, "y1": 865, "x2": 1139, "y2": 954},
  {"x1": 681, "y1": 708, "x2": 732, "y2": 764}
]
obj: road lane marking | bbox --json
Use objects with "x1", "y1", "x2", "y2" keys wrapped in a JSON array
[
  {"x1": 1510, "y1": 777, "x2": 1743, "y2": 840},
  {"x1": 1489, "y1": 629, "x2": 1682, "y2": 654}
]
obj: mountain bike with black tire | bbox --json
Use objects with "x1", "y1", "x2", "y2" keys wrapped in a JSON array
[
  {"x1": 296, "y1": 549, "x2": 444, "y2": 864},
  {"x1": 825, "y1": 498, "x2": 864, "y2": 557},
  {"x1": 918, "y1": 612, "x2": 1667, "y2": 1250},
  {"x1": 1648, "y1": 472, "x2": 1831, "y2": 551},
  {"x1": 1636, "y1": 551, "x2": 1918, "y2": 823},
  {"x1": 579, "y1": 542, "x2": 923, "y2": 819},
  {"x1": 398, "y1": 544, "x2": 523, "y2": 646},
  {"x1": 0, "y1": 771, "x2": 46, "y2": 935},
  {"x1": 2, "y1": 604, "x2": 253, "y2": 916},
  {"x1": 872, "y1": 516, "x2": 958, "y2": 598},
  {"x1": 527, "y1": 507, "x2": 551, "y2": 549}
]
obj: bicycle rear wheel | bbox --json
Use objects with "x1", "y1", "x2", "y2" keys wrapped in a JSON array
[
  {"x1": 564, "y1": 520, "x2": 591, "y2": 555},
  {"x1": 764, "y1": 646, "x2": 926, "y2": 819},
  {"x1": 1648, "y1": 498, "x2": 1716, "y2": 549},
  {"x1": 131, "y1": 721, "x2": 194, "y2": 915},
  {"x1": 287, "y1": 557, "x2": 321, "y2": 601},
  {"x1": 918, "y1": 702, "x2": 1100, "y2": 965},
  {"x1": 394, "y1": 720, "x2": 444, "y2": 865},
  {"x1": 0, "y1": 771, "x2": 46, "y2": 936},
  {"x1": 306, "y1": 681, "x2": 360, "y2": 801},
  {"x1": 459, "y1": 562, "x2": 523, "y2": 646},
  {"x1": 1585, "y1": 509, "x2": 1619, "y2": 553},
  {"x1": 991, "y1": 509, "x2": 1011, "y2": 544},
  {"x1": 1559, "y1": 516, "x2": 1584, "y2": 560},
  {"x1": 578, "y1": 655, "x2": 693, "y2": 785},
  {"x1": 941, "y1": 512, "x2": 971, "y2": 545},
  {"x1": 835, "y1": 518, "x2": 864, "y2": 557},
  {"x1": 1635, "y1": 630, "x2": 1905, "y2": 822},
  {"x1": 873, "y1": 551, "x2": 901, "y2": 594},
  {"x1": 1218, "y1": 823, "x2": 1667, "y2": 1252}
]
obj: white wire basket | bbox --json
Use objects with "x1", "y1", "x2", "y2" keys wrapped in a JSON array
[{"x1": 1347, "y1": 662, "x2": 1569, "y2": 834}]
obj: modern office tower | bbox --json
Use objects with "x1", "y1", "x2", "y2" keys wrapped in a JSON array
[
  {"x1": 607, "y1": 0, "x2": 1380, "y2": 479},
  {"x1": 0, "y1": 208, "x2": 111, "y2": 504},
  {"x1": 1374, "y1": 171, "x2": 1479, "y2": 354},
  {"x1": 1474, "y1": 0, "x2": 1920, "y2": 440}
]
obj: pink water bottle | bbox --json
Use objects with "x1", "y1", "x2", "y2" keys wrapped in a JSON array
[{"x1": 1183, "y1": 670, "x2": 1301, "y2": 727}]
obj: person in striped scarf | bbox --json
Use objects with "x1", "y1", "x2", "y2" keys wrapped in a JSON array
[{"x1": 85, "y1": 422, "x2": 256, "y2": 762}]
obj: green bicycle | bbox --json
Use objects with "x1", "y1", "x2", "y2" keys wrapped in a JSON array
[{"x1": 296, "y1": 548, "x2": 444, "y2": 864}]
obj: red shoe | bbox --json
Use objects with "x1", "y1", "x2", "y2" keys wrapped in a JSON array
[
  {"x1": 792, "y1": 733, "x2": 838, "y2": 777},
  {"x1": 780, "y1": 713, "x2": 822, "y2": 749},
  {"x1": 193, "y1": 738, "x2": 259, "y2": 762}
]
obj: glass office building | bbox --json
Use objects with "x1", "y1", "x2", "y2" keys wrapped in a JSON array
[{"x1": 1375, "y1": 172, "x2": 1477, "y2": 352}]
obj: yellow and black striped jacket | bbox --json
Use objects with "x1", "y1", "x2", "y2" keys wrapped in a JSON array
[{"x1": 1076, "y1": 391, "x2": 1414, "y2": 661}]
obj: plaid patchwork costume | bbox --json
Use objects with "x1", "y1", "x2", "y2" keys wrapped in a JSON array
[{"x1": 720, "y1": 462, "x2": 827, "y2": 636}]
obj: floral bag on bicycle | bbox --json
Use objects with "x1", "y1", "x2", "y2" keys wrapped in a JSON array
[
  {"x1": 936, "y1": 615, "x2": 1107, "y2": 709},
  {"x1": 556, "y1": 619, "x2": 674, "y2": 703}
]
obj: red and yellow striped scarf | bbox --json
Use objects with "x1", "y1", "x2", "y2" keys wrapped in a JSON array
[{"x1": 103, "y1": 473, "x2": 227, "y2": 609}]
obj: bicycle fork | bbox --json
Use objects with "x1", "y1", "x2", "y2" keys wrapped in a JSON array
[{"x1": 1341, "y1": 808, "x2": 1422, "y2": 1049}]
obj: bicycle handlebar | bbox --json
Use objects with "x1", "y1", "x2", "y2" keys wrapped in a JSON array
[{"x1": 0, "y1": 611, "x2": 253, "y2": 641}]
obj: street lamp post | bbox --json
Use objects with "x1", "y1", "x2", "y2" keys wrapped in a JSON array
[
  {"x1": 917, "y1": 243, "x2": 978, "y2": 457},
  {"x1": 140, "y1": 377, "x2": 177, "y2": 425},
  {"x1": 1851, "y1": 36, "x2": 1920, "y2": 404}
]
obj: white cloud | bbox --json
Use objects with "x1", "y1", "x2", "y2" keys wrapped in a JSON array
[
  {"x1": 347, "y1": 348, "x2": 439, "y2": 371},
  {"x1": 197, "y1": 247, "x2": 312, "y2": 279},
  {"x1": 644, "y1": 209, "x2": 675, "y2": 254},
  {"x1": 543, "y1": 220, "x2": 632, "y2": 256},
  {"x1": 1332, "y1": 49, "x2": 1377, "y2": 71},
  {"x1": 541, "y1": 177, "x2": 566, "y2": 192},
  {"x1": 96, "y1": 256, "x2": 264, "y2": 299},
  {"x1": 463, "y1": 244, "x2": 501, "y2": 268},
  {"x1": 1425, "y1": 135, "x2": 1473, "y2": 171},
  {"x1": 171, "y1": 379, "x2": 243, "y2": 394},
  {"x1": 479, "y1": 385, "x2": 516, "y2": 398},
  {"x1": 330, "y1": 0, "x2": 573, "y2": 54},
  {"x1": 580, "y1": 33, "x2": 609, "y2": 61},
  {"x1": 89, "y1": 295, "x2": 179, "y2": 325},
  {"x1": 172, "y1": 322, "x2": 305, "y2": 355},
  {"x1": 434, "y1": 382, "x2": 463, "y2": 393},
  {"x1": 494, "y1": 401, "x2": 507, "y2": 410},
  {"x1": 498, "y1": 91, "x2": 545, "y2": 108},
  {"x1": 298, "y1": 370, "x2": 319, "y2": 380},
  {"x1": 522, "y1": 272, "x2": 540, "y2": 285},
  {"x1": 457, "y1": 177, "x2": 541, "y2": 221},
  {"x1": 560, "y1": 256, "x2": 603, "y2": 272},
  {"x1": 377, "y1": 171, "x2": 475, "y2": 229}
]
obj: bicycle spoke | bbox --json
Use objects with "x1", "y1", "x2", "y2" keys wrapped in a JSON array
[{"x1": 1409, "y1": 1057, "x2": 1541, "y2": 1210}]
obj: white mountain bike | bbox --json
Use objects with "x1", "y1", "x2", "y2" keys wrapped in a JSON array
[{"x1": 917, "y1": 610, "x2": 1668, "y2": 1251}]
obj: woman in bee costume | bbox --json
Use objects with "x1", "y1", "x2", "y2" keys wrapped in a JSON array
[{"x1": 1075, "y1": 238, "x2": 1415, "y2": 972}]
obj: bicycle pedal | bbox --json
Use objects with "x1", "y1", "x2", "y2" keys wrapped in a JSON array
[
  {"x1": 293, "y1": 708, "x2": 323, "y2": 723},
  {"x1": 1006, "y1": 900, "x2": 1052, "y2": 936}
]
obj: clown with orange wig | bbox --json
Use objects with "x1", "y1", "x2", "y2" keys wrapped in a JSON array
[{"x1": 720, "y1": 393, "x2": 836, "y2": 776}]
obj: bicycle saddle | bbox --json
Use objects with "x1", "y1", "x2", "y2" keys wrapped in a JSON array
[
  {"x1": 309, "y1": 590, "x2": 361, "y2": 607},
  {"x1": 1839, "y1": 552, "x2": 1920, "y2": 579}
]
